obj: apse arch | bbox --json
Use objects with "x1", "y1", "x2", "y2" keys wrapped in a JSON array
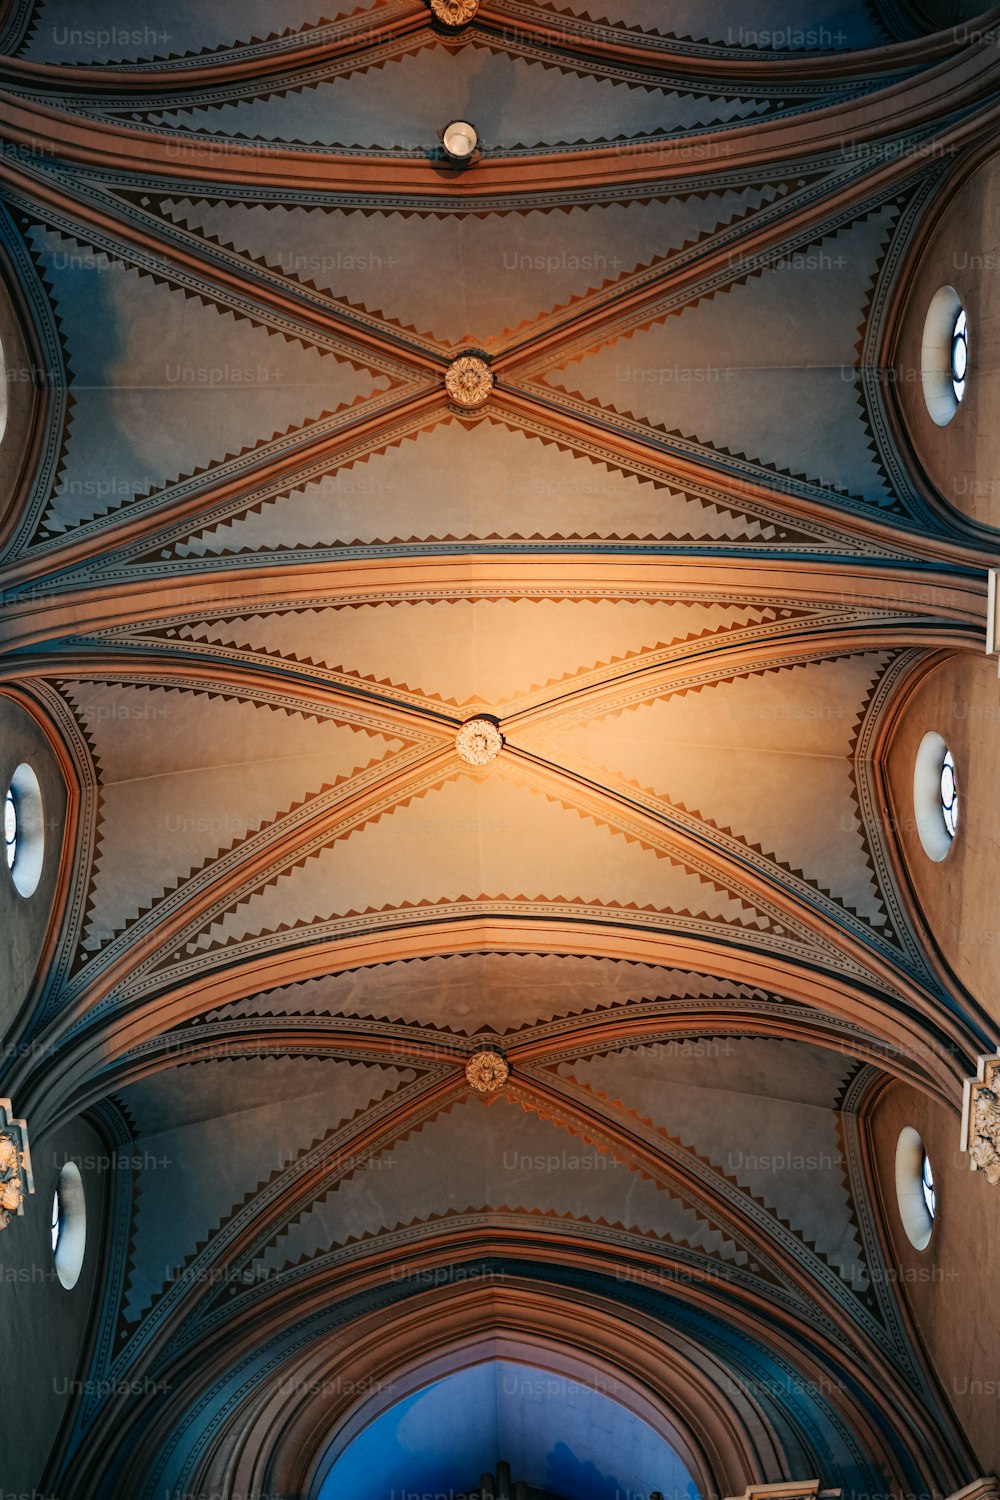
[
  {"x1": 294, "y1": 1321, "x2": 738, "y2": 1500},
  {"x1": 186, "y1": 1277, "x2": 926, "y2": 1500},
  {"x1": 315, "y1": 1356, "x2": 700, "y2": 1500},
  {"x1": 85, "y1": 1258, "x2": 945, "y2": 1500},
  {"x1": 198, "y1": 1296, "x2": 767, "y2": 1500}
]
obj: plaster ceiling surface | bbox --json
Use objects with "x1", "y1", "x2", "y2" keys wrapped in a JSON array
[{"x1": 0, "y1": 2, "x2": 999, "y2": 1498}]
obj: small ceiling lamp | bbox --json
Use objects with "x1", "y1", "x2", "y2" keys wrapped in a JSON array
[{"x1": 440, "y1": 119, "x2": 479, "y2": 165}]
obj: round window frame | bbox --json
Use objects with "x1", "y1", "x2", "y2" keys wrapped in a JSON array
[
  {"x1": 913, "y1": 730, "x2": 958, "y2": 862},
  {"x1": 4, "y1": 761, "x2": 44, "y2": 897},
  {"x1": 921, "y1": 285, "x2": 968, "y2": 426},
  {"x1": 52, "y1": 1161, "x2": 86, "y2": 1289},
  {"x1": 895, "y1": 1127, "x2": 935, "y2": 1251}
]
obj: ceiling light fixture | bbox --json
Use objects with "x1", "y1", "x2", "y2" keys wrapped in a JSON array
[{"x1": 440, "y1": 119, "x2": 479, "y2": 165}]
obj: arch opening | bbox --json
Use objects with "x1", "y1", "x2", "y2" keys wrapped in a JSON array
[{"x1": 316, "y1": 1358, "x2": 700, "y2": 1500}]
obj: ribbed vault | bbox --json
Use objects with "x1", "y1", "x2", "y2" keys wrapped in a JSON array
[{"x1": 0, "y1": 3, "x2": 999, "y2": 1498}]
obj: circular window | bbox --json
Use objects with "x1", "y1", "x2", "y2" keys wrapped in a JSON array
[
  {"x1": 913, "y1": 731, "x2": 958, "y2": 862},
  {"x1": 921, "y1": 285, "x2": 968, "y2": 426},
  {"x1": 3, "y1": 762, "x2": 44, "y2": 897},
  {"x1": 51, "y1": 1161, "x2": 86, "y2": 1289},
  {"x1": 895, "y1": 1127, "x2": 935, "y2": 1250}
]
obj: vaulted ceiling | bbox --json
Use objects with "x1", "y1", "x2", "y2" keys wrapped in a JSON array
[{"x1": 1, "y1": 3, "x2": 1000, "y2": 1498}]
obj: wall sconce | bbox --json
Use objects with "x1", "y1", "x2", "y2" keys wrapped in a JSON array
[{"x1": 440, "y1": 119, "x2": 479, "y2": 166}]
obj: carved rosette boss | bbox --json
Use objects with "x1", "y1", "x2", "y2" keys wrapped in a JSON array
[
  {"x1": 456, "y1": 716, "x2": 502, "y2": 765},
  {"x1": 466, "y1": 1051, "x2": 509, "y2": 1094},
  {"x1": 0, "y1": 1099, "x2": 34, "y2": 1231},
  {"x1": 961, "y1": 1052, "x2": 1000, "y2": 1184},
  {"x1": 445, "y1": 355, "x2": 494, "y2": 409},
  {"x1": 429, "y1": 0, "x2": 480, "y2": 26}
]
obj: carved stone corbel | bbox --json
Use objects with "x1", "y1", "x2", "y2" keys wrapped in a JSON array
[
  {"x1": 945, "y1": 1479, "x2": 999, "y2": 1500},
  {"x1": 961, "y1": 1053, "x2": 1000, "y2": 1183},
  {"x1": 725, "y1": 1483, "x2": 842, "y2": 1500},
  {"x1": 0, "y1": 1098, "x2": 34, "y2": 1230}
]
